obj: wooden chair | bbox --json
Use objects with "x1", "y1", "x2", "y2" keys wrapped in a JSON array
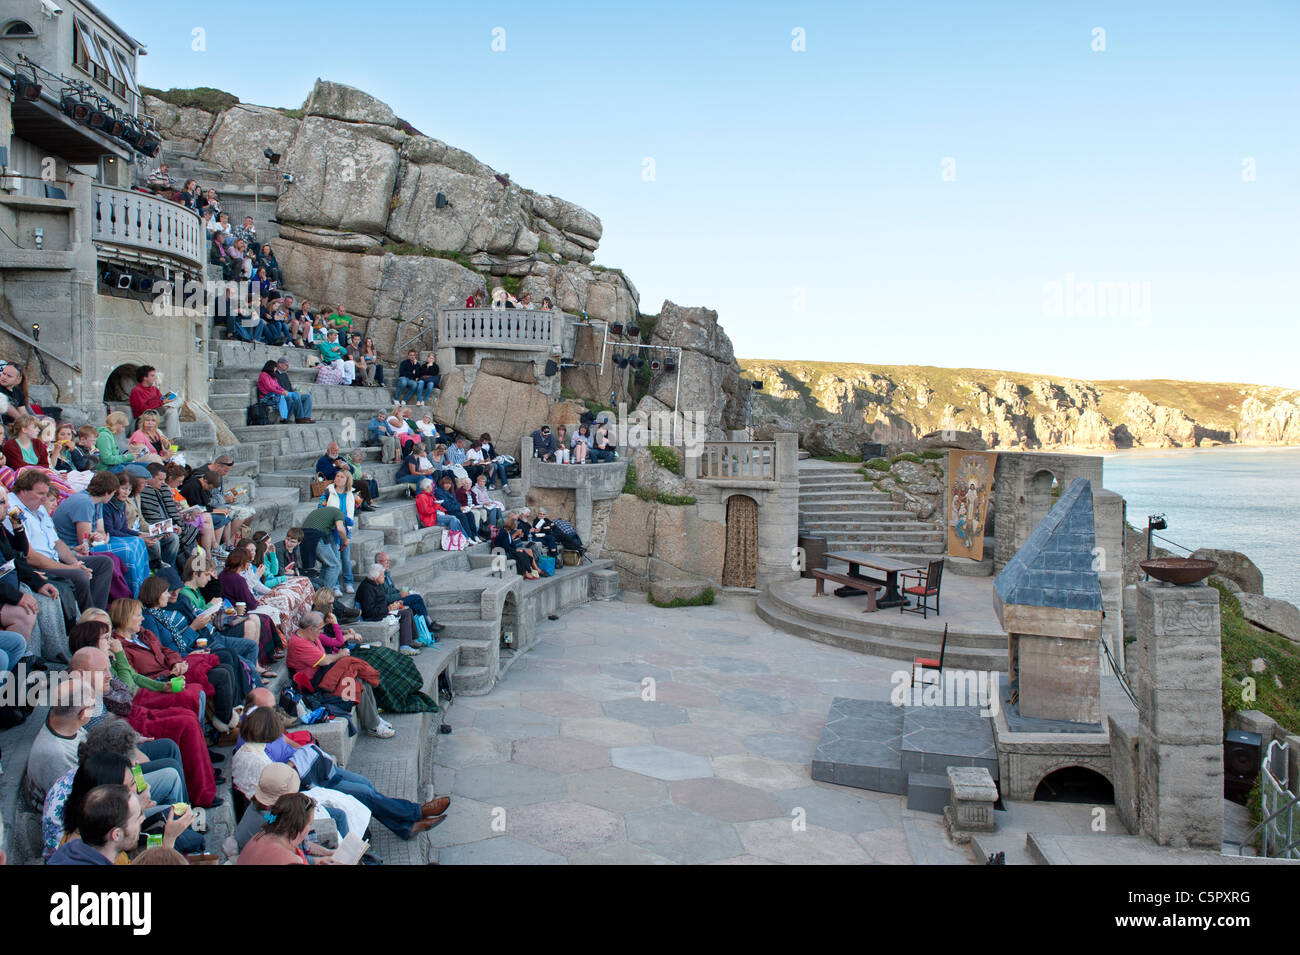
[
  {"x1": 900, "y1": 558, "x2": 944, "y2": 618},
  {"x1": 913, "y1": 623, "x2": 949, "y2": 688}
]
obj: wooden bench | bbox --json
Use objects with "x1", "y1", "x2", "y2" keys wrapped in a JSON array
[{"x1": 810, "y1": 568, "x2": 881, "y2": 612}]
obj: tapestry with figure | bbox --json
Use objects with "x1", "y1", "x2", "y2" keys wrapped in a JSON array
[{"x1": 947, "y1": 450, "x2": 997, "y2": 561}]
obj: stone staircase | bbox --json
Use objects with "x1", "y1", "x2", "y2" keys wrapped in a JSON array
[
  {"x1": 158, "y1": 145, "x2": 282, "y2": 246},
  {"x1": 798, "y1": 467, "x2": 945, "y2": 563}
]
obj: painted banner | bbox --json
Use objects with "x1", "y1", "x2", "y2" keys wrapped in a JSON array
[{"x1": 947, "y1": 450, "x2": 997, "y2": 561}]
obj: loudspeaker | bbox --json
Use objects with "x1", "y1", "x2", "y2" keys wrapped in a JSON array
[{"x1": 1224, "y1": 729, "x2": 1263, "y2": 805}]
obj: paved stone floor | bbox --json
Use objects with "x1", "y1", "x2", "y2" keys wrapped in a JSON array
[{"x1": 432, "y1": 592, "x2": 1042, "y2": 864}]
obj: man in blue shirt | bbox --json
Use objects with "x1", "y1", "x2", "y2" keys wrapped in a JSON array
[
  {"x1": 12, "y1": 470, "x2": 114, "y2": 611},
  {"x1": 51, "y1": 473, "x2": 119, "y2": 548},
  {"x1": 315, "y1": 442, "x2": 346, "y2": 482}
]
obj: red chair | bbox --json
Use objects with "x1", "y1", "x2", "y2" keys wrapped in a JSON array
[
  {"x1": 913, "y1": 624, "x2": 949, "y2": 688},
  {"x1": 900, "y1": 558, "x2": 944, "y2": 618}
]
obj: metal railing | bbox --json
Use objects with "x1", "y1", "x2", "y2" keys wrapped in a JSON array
[
  {"x1": 1238, "y1": 740, "x2": 1300, "y2": 858},
  {"x1": 439, "y1": 307, "x2": 556, "y2": 350},
  {"x1": 696, "y1": 441, "x2": 776, "y2": 481},
  {"x1": 91, "y1": 184, "x2": 204, "y2": 269}
]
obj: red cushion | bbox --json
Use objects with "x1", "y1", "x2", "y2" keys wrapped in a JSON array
[
  {"x1": 914, "y1": 657, "x2": 940, "y2": 668},
  {"x1": 904, "y1": 586, "x2": 937, "y2": 596}
]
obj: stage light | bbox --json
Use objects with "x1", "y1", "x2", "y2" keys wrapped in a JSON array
[
  {"x1": 120, "y1": 119, "x2": 142, "y2": 147},
  {"x1": 101, "y1": 267, "x2": 130, "y2": 289},
  {"x1": 263, "y1": 146, "x2": 281, "y2": 165},
  {"x1": 131, "y1": 274, "x2": 154, "y2": 294},
  {"x1": 610, "y1": 323, "x2": 624, "y2": 336},
  {"x1": 650, "y1": 359, "x2": 661, "y2": 372},
  {"x1": 435, "y1": 192, "x2": 451, "y2": 209},
  {"x1": 88, "y1": 108, "x2": 107, "y2": 129},
  {"x1": 663, "y1": 358, "x2": 676, "y2": 373},
  {"x1": 630, "y1": 356, "x2": 644, "y2": 370},
  {"x1": 750, "y1": 380, "x2": 763, "y2": 390},
  {"x1": 626, "y1": 323, "x2": 640, "y2": 338},
  {"x1": 139, "y1": 134, "x2": 161, "y2": 158},
  {"x1": 12, "y1": 75, "x2": 41, "y2": 102},
  {"x1": 544, "y1": 359, "x2": 558, "y2": 378}
]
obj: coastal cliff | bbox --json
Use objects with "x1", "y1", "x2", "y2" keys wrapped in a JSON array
[{"x1": 742, "y1": 360, "x2": 1300, "y2": 453}]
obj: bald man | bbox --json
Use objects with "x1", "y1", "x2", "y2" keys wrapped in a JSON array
[
  {"x1": 23, "y1": 674, "x2": 92, "y2": 805},
  {"x1": 69, "y1": 648, "x2": 193, "y2": 808}
]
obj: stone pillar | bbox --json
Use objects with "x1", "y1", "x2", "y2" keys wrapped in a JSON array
[
  {"x1": 774, "y1": 432, "x2": 798, "y2": 484},
  {"x1": 1135, "y1": 581, "x2": 1224, "y2": 849},
  {"x1": 574, "y1": 485, "x2": 593, "y2": 544}
]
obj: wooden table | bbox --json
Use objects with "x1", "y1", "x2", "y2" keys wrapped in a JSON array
[{"x1": 824, "y1": 551, "x2": 925, "y2": 609}]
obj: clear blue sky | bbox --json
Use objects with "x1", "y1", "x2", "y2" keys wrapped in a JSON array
[{"x1": 120, "y1": 0, "x2": 1299, "y2": 387}]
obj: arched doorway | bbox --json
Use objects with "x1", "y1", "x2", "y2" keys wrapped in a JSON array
[
  {"x1": 104, "y1": 363, "x2": 140, "y2": 403},
  {"x1": 722, "y1": 494, "x2": 758, "y2": 588},
  {"x1": 1033, "y1": 766, "x2": 1114, "y2": 803}
]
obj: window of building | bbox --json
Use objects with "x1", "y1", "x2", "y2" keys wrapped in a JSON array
[
  {"x1": 99, "y1": 33, "x2": 127, "y2": 97},
  {"x1": 1, "y1": 20, "x2": 36, "y2": 37},
  {"x1": 73, "y1": 16, "x2": 105, "y2": 75},
  {"x1": 112, "y1": 47, "x2": 139, "y2": 96}
]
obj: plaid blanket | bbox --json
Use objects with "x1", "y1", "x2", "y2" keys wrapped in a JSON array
[{"x1": 352, "y1": 646, "x2": 438, "y2": 714}]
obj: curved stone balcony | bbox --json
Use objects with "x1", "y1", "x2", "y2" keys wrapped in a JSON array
[{"x1": 91, "y1": 184, "x2": 204, "y2": 271}]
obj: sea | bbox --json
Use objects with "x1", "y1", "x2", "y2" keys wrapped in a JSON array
[{"x1": 1101, "y1": 447, "x2": 1300, "y2": 606}]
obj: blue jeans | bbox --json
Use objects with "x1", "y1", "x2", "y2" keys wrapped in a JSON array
[
  {"x1": 138, "y1": 738, "x2": 188, "y2": 804},
  {"x1": 227, "y1": 314, "x2": 265, "y2": 343},
  {"x1": 487, "y1": 461, "x2": 509, "y2": 488},
  {"x1": 325, "y1": 767, "x2": 421, "y2": 838},
  {"x1": 107, "y1": 463, "x2": 152, "y2": 479},
  {"x1": 395, "y1": 377, "x2": 418, "y2": 402},
  {"x1": 286, "y1": 391, "x2": 312, "y2": 420},
  {"x1": 315, "y1": 537, "x2": 341, "y2": 590},
  {"x1": 339, "y1": 543, "x2": 353, "y2": 587},
  {"x1": 0, "y1": 630, "x2": 29, "y2": 697},
  {"x1": 400, "y1": 594, "x2": 427, "y2": 621}
]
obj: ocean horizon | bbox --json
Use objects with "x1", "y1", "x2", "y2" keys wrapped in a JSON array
[{"x1": 1100, "y1": 446, "x2": 1300, "y2": 607}]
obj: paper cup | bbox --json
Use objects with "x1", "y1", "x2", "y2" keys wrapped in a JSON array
[
  {"x1": 235, "y1": 602, "x2": 246, "y2": 615},
  {"x1": 194, "y1": 638, "x2": 208, "y2": 649}
]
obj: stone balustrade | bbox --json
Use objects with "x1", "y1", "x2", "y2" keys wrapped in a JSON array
[
  {"x1": 440, "y1": 307, "x2": 558, "y2": 351},
  {"x1": 90, "y1": 184, "x2": 204, "y2": 270},
  {"x1": 691, "y1": 441, "x2": 777, "y2": 482}
]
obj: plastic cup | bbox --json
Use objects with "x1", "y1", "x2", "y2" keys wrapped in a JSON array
[
  {"x1": 235, "y1": 602, "x2": 246, "y2": 615},
  {"x1": 170, "y1": 676, "x2": 184, "y2": 692},
  {"x1": 194, "y1": 638, "x2": 208, "y2": 649}
]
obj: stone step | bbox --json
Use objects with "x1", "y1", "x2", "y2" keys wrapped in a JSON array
[
  {"x1": 906, "y1": 772, "x2": 951, "y2": 815},
  {"x1": 812, "y1": 529, "x2": 946, "y2": 543},
  {"x1": 799, "y1": 501, "x2": 919, "y2": 515},
  {"x1": 754, "y1": 593, "x2": 1004, "y2": 667},
  {"x1": 802, "y1": 513, "x2": 916, "y2": 527},
  {"x1": 451, "y1": 665, "x2": 493, "y2": 695}
]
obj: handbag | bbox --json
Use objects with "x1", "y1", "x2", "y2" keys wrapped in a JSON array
[
  {"x1": 310, "y1": 478, "x2": 331, "y2": 498},
  {"x1": 441, "y1": 528, "x2": 467, "y2": 551},
  {"x1": 413, "y1": 614, "x2": 433, "y2": 644},
  {"x1": 538, "y1": 555, "x2": 555, "y2": 576},
  {"x1": 562, "y1": 549, "x2": 581, "y2": 567}
]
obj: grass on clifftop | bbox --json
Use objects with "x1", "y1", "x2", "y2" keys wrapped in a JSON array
[
  {"x1": 142, "y1": 86, "x2": 240, "y2": 113},
  {"x1": 1217, "y1": 581, "x2": 1300, "y2": 732},
  {"x1": 366, "y1": 243, "x2": 475, "y2": 269}
]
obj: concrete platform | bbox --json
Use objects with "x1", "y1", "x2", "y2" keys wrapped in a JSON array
[
  {"x1": 811, "y1": 697, "x2": 997, "y2": 797},
  {"x1": 757, "y1": 574, "x2": 1007, "y2": 670}
]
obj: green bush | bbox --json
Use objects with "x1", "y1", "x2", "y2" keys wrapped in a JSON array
[
  {"x1": 864, "y1": 457, "x2": 890, "y2": 471},
  {"x1": 1215, "y1": 578, "x2": 1300, "y2": 730},
  {"x1": 501, "y1": 275, "x2": 522, "y2": 296},
  {"x1": 655, "y1": 492, "x2": 696, "y2": 506},
  {"x1": 537, "y1": 239, "x2": 555, "y2": 256},
  {"x1": 650, "y1": 587, "x2": 715, "y2": 609},
  {"x1": 890, "y1": 452, "x2": 923, "y2": 465},
  {"x1": 368, "y1": 243, "x2": 475, "y2": 269},
  {"x1": 141, "y1": 86, "x2": 240, "y2": 113},
  {"x1": 920, "y1": 450, "x2": 944, "y2": 460},
  {"x1": 648, "y1": 443, "x2": 681, "y2": 474},
  {"x1": 623, "y1": 464, "x2": 638, "y2": 495}
]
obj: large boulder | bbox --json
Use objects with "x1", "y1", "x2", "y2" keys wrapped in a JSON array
[
  {"x1": 1236, "y1": 594, "x2": 1300, "y2": 643},
  {"x1": 143, "y1": 95, "x2": 216, "y2": 154},
  {"x1": 388, "y1": 163, "x2": 538, "y2": 256},
  {"x1": 439, "y1": 372, "x2": 549, "y2": 457},
  {"x1": 1191, "y1": 548, "x2": 1264, "y2": 595},
  {"x1": 645, "y1": 302, "x2": 743, "y2": 437},
  {"x1": 274, "y1": 237, "x2": 481, "y2": 358},
  {"x1": 918, "y1": 429, "x2": 987, "y2": 451},
  {"x1": 304, "y1": 79, "x2": 400, "y2": 127},
  {"x1": 199, "y1": 105, "x2": 300, "y2": 182},
  {"x1": 278, "y1": 116, "x2": 399, "y2": 233}
]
